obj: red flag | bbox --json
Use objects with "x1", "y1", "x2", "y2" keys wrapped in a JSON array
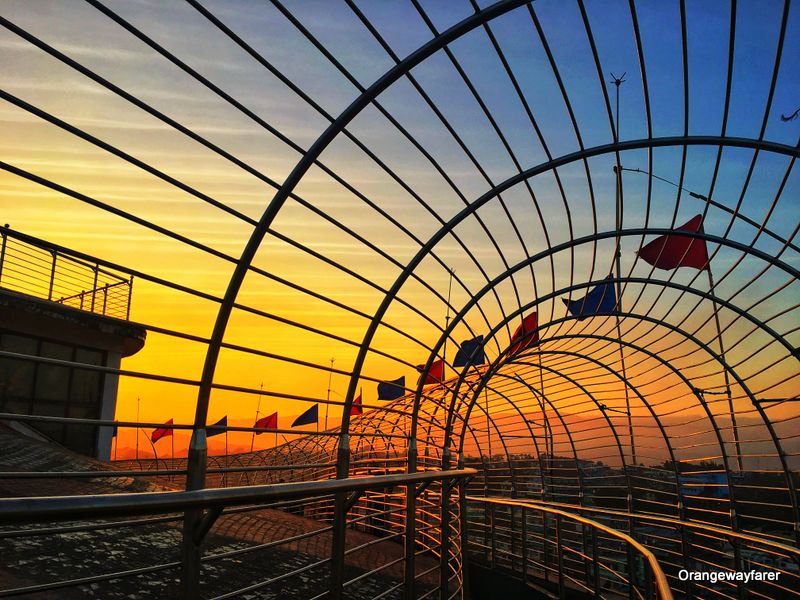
[
  {"x1": 637, "y1": 215, "x2": 709, "y2": 270},
  {"x1": 508, "y1": 312, "x2": 538, "y2": 356},
  {"x1": 350, "y1": 392, "x2": 363, "y2": 416},
  {"x1": 254, "y1": 411, "x2": 278, "y2": 434},
  {"x1": 416, "y1": 359, "x2": 444, "y2": 385},
  {"x1": 151, "y1": 418, "x2": 173, "y2": 443}
]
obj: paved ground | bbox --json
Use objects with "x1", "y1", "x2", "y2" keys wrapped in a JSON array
[{"x1": 0, "y1": 426, "x2": 440, "y2": 599}]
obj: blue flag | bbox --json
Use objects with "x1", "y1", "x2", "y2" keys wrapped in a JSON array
[
  {"x1": 563, "y1": 276, "x2": 618, "y2": 321},
  {"x1": 291, "y1": 404, "x2": 318, "y2": 427},
  {"x1": 207, "y1": 415, "x2": 227, "y2": 437},
  {"x1": 377, "y1": 376, "x2": 405, "y2": 400},
  {"x1": 453, "y1": 336, "x2": 485, "y2": 367}
]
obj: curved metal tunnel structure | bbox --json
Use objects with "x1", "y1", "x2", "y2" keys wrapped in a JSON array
[{"x1": 0, "y1": 1, "x2": 798, "y2": 599}]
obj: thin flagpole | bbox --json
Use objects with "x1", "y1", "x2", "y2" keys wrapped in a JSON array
[
  {"x1": 325, "y1": 358, "x2": 334, "y2": 431},
  {"x1": 224, "y1": 429, "x2": 229, "y2": 487},
  {"x1": 135, "y1": 397, "x2": 140, "y2": 462},
  {"x1": 171, "y1": 432, "x2": 174, "y2": 483},
  {"x1": 610, "y1": 72, "x2": 637, "y2": 467},
  {"x1": 707, "y1": 267, "x2": 742, "y2": 471},
  {"x1": 443, "y1": 268, "x2": 454, "y2": 369},
  {"x1": 251, "y1": 382, "x2": 263, "y2": 453}
]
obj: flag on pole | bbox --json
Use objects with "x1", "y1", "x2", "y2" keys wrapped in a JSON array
[
  {"x1": 350, "y1": 392, "x2": 363, "y2": 416},
  {"x1": 255, "y1": 411, "x2": 278, "y2": 433},
  {"x1": 508, "y1": 312, "x2": 539, "y2": 356},
  {"x1": 562, "y1": 276, "x2": 618, "y2": 320},
  {"x1": 377, "y1": 376, "x2": 405, "y2": 400},
  {"x1": 151, "y1": 418, "x2": 173, "y2": 443},
  {"x1": 637, "y1": 215, "x2": 710, "y2": 270},
  {"x1": 207, "y1": 415, "x2": 227, "y2": 437},
  {"x1": 291, "y1": 404, "x2": 318, "y2": 427},
  {"x1": 453, "y1": 336, "x2": 485, "y2": 367},
  {"x1": 416, "y1": 359, "x2": 444, "y2": 386}
]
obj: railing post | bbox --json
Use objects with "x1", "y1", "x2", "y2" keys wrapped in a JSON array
[
  {"x1": 102, "y1": 284, "x2": 108, "y2": 315},
  {"x1": 404, "y1": 437, "x2": 418, "y2": 600},
  {"x1": 555, "y1": 513, "x2": 565, "y2": 600},
  {"x1": 127, "y1": 276, "x2": 134, "y2": 320},
  {"x1": 644, "y1": 559, "x2": 654, "y2": 600},
  {"x1": 0, "y1": 225, "x2": 8, "y2": 286},
  {"x1": 90, "y1": 266, "x2": 99, "y2": 312},
  {"x1": 328, "y1": 433, "x2": 351, "y2": 600},
  {"x1": 627, "y1": 541, "x2": 636, "y2": 600},
  {"x1": 457, "y1": 452, "x2": 471, "y2": 600},
  {"x1": 542, "y1": 512, "x2": 550, "y2": 587},
  {"x1": 733, "y1": 536, "x2": 744, "y2": 600},
  {"x1": 490, "y1": 503, "x2": 497, "y2": 571},
  {"x1": 439, "y1": 447, "x2": 452, "y2": 599},
  {"x1": 521, "y1": 506, "x2": 528, "y2": 584},
  {"x1": 179, "y1": 429, "x2": 207, "y2": 600},
  {"x1": 48, "y1": 250, "x2": 57, "y2": 300},
  {"x1": 592, "y1": 526, "x2": 600, "y2": 597}
]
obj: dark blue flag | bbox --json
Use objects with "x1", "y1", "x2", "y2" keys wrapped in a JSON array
[
  {"x1": 377, "y1": 376, "x2": 405, "y2": 400},
  {"x1": 562, "y1": 276, "x2": 618, "y2": 321},
  {"x1": 291, "y1": 404, "x2": 318, "y2": 427},
  {"x1": 207, "y1": 415, "x2": 227, "y2": 437},
  {"x1": 453, "y1": 336, "x2": 485, "y2": 367}
]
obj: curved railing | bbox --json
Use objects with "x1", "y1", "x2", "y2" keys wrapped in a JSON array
[{"x1": 466, "y1": 496, "x2": 674, "y2": 600}]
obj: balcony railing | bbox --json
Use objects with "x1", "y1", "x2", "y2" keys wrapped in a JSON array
[{"x1": 0, "y1": 225, "x2": 132, "y2": 320}]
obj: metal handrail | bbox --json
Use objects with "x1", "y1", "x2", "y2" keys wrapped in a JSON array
[
  {"x1": 497, "y1": 497, "x2": 800, "y2": 561},
  {"x1": 467, "y1": 495, "x2": 675, "y2": 600},
  {"x1": 0, "y1": 468, "x2": 476, "y2": 525},
  {"x1": 0, "y1": 224, "x2": 132, "y2": 319}
]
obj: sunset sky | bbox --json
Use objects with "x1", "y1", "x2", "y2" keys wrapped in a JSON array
[{"x1": 1, "y1": 0, "x2": 797, "y2": 464}]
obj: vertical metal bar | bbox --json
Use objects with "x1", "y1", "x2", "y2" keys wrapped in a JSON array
[
  {"x1": 521, "y1": 506, "x2": 528, "y2": 584},
  {"x1": 0, "y1": 226, "x2": 8, "y2": 286},
  {"x1": 48, "y1": 250, "x2": 57, "y2": 300},
  {"x1": 328, "y1": 433, "x2": 351, "y2": 600},
  {"x1": 102, "y1": 284, "x2": 108, "y2": 315},
  {"x1": 79, "y1": 291, "x2": 84, "y2": 310},
  {"x1": 733, "y1": 536, "x2": 744, "y2": 600},
  {"x1": 127, "y1": 276, "x2": 134, "y2": 320},
  {"x1": 592, "y1": 527, "x2": 600, "y2": 597},
  {"x1": 179, "y1": 429, "x2": 207, "y2": 600},
  {"x1": 404, "y1": 437, "x2": 417, "y2": 600},
  {"x1": 627, "y1": 541, "x2": 635, "y2": 600},
  {"x1": 490, "y1": 503, "x2": 497, "y2": 572},
  {"x1": 90, "y1": 265, "x2": 99, "y2": 312},
  {"x1": 556, "y1": 514, "x2": 564, "y2": 600},
  {"x1": 439, "y1": 447, "x2": 451, "y2": 599},
  {"x1": 582, "y1": 523, "x2": 591, "y2": 591},
  {"x1": 542, "y1": 512, "x2": 550, "y2": 588},
  {"x1": 457, "y1": 453, "x2": 472, "y2": 600}
]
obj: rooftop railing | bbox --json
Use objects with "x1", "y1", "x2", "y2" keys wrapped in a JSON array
[
  {"x1": 0, "y1": 467, "x2": 476, "y2": 599},
  {"x1": 0, "y1": 225, "x2": 132, "y2": 320}
]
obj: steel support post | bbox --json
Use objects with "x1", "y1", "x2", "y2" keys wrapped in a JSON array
[
  {"x1": 404, "y1": 438, "x2": 418, "y2": 600},
  {"x1": 439, "y1": 447, "x2": 452, "y2": 599},
  {"x1": 457, "y1": 453, "x2": 471, "y2": 600},
  {"x1": 555, "y1": 514, "x2": 565, "y2": 600},
  {"x1": 329, "y1": 434, "x2": 351, "y2": 600},
  {"x1": 0, "y1": 228, "x2": 7, "y2": 285},
  {"x1": 520, "y1": 506, "x2": 528, "y2": 584},
  {"x1": 179, "y1": 429, "x2": 207, "y2": 600}
]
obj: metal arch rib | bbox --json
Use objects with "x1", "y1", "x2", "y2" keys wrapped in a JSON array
[{"x1": 191, "y1": 0, "x2": 534, "y2": 436}]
